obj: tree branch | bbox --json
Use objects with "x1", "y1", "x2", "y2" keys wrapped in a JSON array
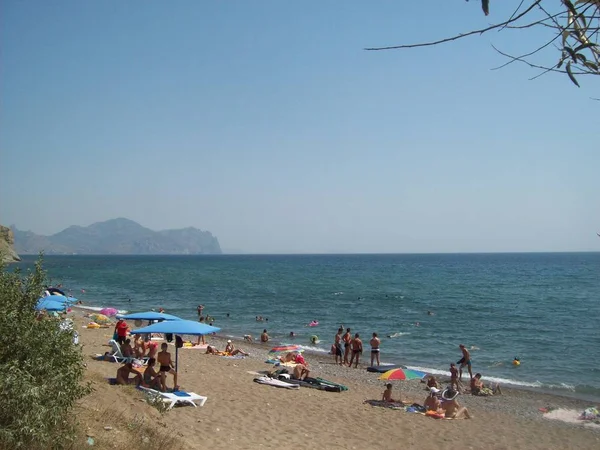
[{"x1": 365, "y1": 0, "x2": 542, "y2": 51}]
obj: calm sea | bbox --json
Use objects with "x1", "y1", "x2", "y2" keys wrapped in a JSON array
[{"x1": 17, "y1": 253, "x2": 600, "y2": 401}]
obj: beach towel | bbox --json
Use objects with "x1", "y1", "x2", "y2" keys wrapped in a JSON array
[
  {"x1": 253, "y1": 376, "x2": 299, "y2": 390},
  {"x1": 220, "y1": 354, "x2": 245, "y2": 359},
  {"x1": 364, "y1": 400, "x2": 406, "y2": 410}
]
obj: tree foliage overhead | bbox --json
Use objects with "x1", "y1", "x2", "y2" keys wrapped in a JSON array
[
  {"x1": 0, "y1": 258, "x2": 90, "y2": 450},
  {"x1": 367, "y1": 0, "x2": 599, "y2": 87}
]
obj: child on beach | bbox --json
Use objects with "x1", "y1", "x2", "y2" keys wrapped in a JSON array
[
  {"x1": 449, "y1": 363, "x2": 464, "y2": 393},
  {"x1": 382, "y1": 383, "x2": 401, "y2": 403}
]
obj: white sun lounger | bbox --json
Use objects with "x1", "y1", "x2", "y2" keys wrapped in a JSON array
[
  {"x1": 138, "y1": 386, "x2": 208, "y2": 409},
  {"x1": 107, "y1": 340, "x2": 148, "y2": 365}
]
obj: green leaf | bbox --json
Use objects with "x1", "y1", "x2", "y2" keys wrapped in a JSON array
[
  {"x1": 573, "y1": 42, "x2": 598, "y2": 53},
  {"x1": 565, "y1": 62, "x2": 581, "y2": 87},
  {"x1": 564, "y1": 46, "x2": 577, "y2": 61},
  {"x1": 563, "y1": 0, "x2": 577, "y2": 16},
  {"x1": 583, "y1": 61, "x2": 599, "y2": 71}
]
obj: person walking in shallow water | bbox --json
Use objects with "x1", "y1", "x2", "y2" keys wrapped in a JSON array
[{"x1": 457, "y1": 344, "x2": 473, "y2": 381}]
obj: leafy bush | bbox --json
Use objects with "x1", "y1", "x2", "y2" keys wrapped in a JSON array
[{"x1": 0, "y1": 257, "x2": 90, "y2": 449}]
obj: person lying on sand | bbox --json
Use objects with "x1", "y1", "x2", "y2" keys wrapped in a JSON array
[
  {"x1": 143, "y1": 358, "x2": 163, "y2": 390},
  {"x1": 424, "y1": 387, "x2": 441, "y2": 411},
  {"x1": 471, "y1": 373, "x2": 502, "y2": 396},
  {"x1": 382, "y1": 383, "x2": 402, "y2": 403},
  {"x1": 206, "y1": 345, "x2": 220, "y2": 354},
  {"x1": 116, "y1": 362, "x2": 142, "y2": 386}
]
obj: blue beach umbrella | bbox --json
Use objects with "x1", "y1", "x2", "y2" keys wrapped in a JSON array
[
  {"x1": 117, "y1": 311, "x2": 183, "y2": 322},
  {"x1": 35, "y1": 298, "x2": 67, "y2": 312},
  {"x1": 38, "y1": 294, "x2": 74, "y2": 304},
  {"x1": 131, "y1": 320, "x2": 220, "y2": 372}
]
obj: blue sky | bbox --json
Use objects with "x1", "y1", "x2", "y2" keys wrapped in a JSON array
[{"x1": 1, "y1": 1, "x2": 598, "y2": 253}]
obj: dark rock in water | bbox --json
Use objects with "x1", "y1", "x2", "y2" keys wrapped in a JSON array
[{"x1": 11, "y1": 218, "x2": 222, "y2": 255}]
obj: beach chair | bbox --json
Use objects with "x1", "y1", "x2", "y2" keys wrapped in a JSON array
[
  {"x1": 106, "y1": 339, "x2": 131, "y2": 363},
  {"x1": 107, "y1": 339, "x2": 149, "y2": 364},
  {"x1": 138, "y1": 386, "x2": 207, "y2": 410}
]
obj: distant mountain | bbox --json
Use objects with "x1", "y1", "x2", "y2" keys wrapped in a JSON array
[{"x1": 11, "y1": 218, "x2": 222, "y2": 255}]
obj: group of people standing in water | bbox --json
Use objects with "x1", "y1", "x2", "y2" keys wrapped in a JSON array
[{"x1": 331, "y1": 326, "x2": 381, "y2": 368}]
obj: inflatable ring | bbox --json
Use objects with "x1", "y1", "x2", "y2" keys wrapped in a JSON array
[{"x1": 310, "y1": 335, "x2": 319, "y2": 344}]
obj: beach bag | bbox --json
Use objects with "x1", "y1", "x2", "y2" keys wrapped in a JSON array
[
  {"x1": 165, "y1": 333, "x2": 173, "y2": 343},
  {"x1": 112, "y1": 331, "x2": 118, "y2": 341},
  {"x1": 175, "y1": 335, "x2": 184, "y2": 348}
]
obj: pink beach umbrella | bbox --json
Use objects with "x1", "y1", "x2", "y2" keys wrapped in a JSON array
[{"x1": 100, "y1": 307, "x2": 119, "y2": 317}]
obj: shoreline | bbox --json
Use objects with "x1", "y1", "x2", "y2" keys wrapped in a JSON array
[
  {"x1": 202, "y1": 333, "x2": 600, "y2": 419},
  {"x1": 212, "y1": 329, "x2": 600, "y2": 404},
  {"x1": 73, "y1": 311, "x2": 600, "y2": 450}
]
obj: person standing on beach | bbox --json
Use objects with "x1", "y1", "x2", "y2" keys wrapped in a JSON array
[
  {"x1": 196, "y1": 316, "x2": 206, "y2": 345},
  {"x1": 334, "y1": 327, "x2": 344, "y2": 365},
  {"x1": 342, "y1": 328, "x2": 352, "y2": 364},
  {"x1": 115, "y1": 319, "x2": 128, "y2": 346},
  {"x1": 370, "y1": 332, "x2": 381, "y2": 366},
  {"x1": 157, "y1": 343, "x2": 178, "y2": 391},
  {"x1": 457, "y1": 344, "x2": 473, "y2": 380},
  {"x1": 449, "y1": 363, "x2": 463, "y2": 392},
  {"x1": 348, "y1": 333, "x2": 363, "y2": 368}
]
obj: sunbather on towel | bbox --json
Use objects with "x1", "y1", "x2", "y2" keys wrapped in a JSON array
[
  {"x1": 440, "y1": 388, "x2": 471, "y2": 419},
  {"x1": 116, "y1": 362, "x2": 142, "y2": 386},
  {"x1": 157, "y1": 343, "x2": 178, "y2": 391},
  {"x1": 279, "y1": 352, "x2": 297, "y2": 363},
  {"x1": 292, "y1": 364, "x2": 310, "y2": 380},
  {"x1": 471, "y1": 373, "x2": 501, "y2": 396},
  {"x1": 424, "y1": 388, "x2": 441, "y2": 411},
  {"x1": 382, "y1": 383, "x2": 403, "y2": 403},
  {"x1": 225, "y1": 340, "x2": 249, "y2": 356},
  {"x1": 143, "y1": 358, "x2": 163, "y2": 390}
]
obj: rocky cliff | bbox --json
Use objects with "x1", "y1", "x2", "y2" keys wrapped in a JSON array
[
  {"x1": 12, "y1": 218, "x2": 222, "y2": 255},
  {"x1": 0, "y1": 225, "x2": 21, "y2": 263}
]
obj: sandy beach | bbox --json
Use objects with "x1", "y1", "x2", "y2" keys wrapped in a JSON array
[{"x1": 74, "y1": 314, "x2": 600, "y2": 450}]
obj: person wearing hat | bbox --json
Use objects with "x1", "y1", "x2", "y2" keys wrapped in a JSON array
[
  {"x1": 225, "y1": 340, "x2": 249, "y2": 357},
  {"x1": 440, "y1": 388, "x2": 471, "y2": 419},
  {"x1": 424, "y1": 387, "x2": 441, "y2": 411}
]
